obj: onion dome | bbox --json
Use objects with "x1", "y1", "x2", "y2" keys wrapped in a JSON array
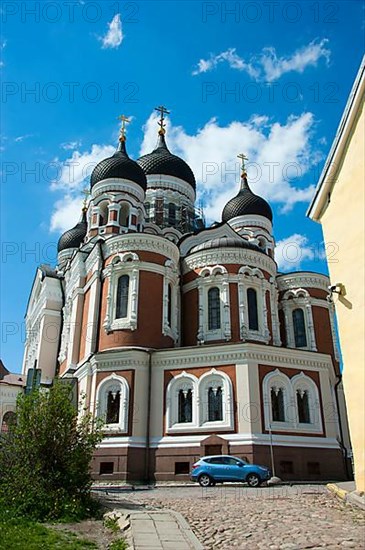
[
  {"x1": 57, "y1": 209, "x2": 87, "y2": 252},
  {"x1": 137, "y1": 132, "x2": 196, "y2": 189},
  {"x1": 90, "y1": 138, "x2": 147, "y2": 190},
  {"x1": 190, "y1": 236, "x2": 261, "y2": 254},
  {"x1": 222, "y1": 168, "x2": 272, "y2": 223}
]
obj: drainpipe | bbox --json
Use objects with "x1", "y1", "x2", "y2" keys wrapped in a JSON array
[
  {"x1": 334, "y1": 374, "x2": 351, "y2": 480},
  {"x1": 144, "y1": 350, "x2": 153, "y2": 484}
]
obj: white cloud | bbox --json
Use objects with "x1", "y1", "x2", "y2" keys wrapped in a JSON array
[
  {"x1": 51, "y1": 144, "x2": 115, "y2": 191},
  {"x1": 60, "y1": 140, "x2": 82, "y2": 150},
  {"x1": 100, "y1": 14, "x2": 123, "y2": 49},
  {"x1": 192, "y1": 39, "x2": 330, "y2": 81},
  {"x1": 260, "y1": 39, "x2": 331, "y2": 82},
  {"x1": 14, "y1": 134, "x2": 33, "y2": 143},
  {"x1": 275, "y1": 233, "x2": 318, "y2": 271},
  {"x1": 140, "y1": 112, "x2": 319, "y2": 222},
  {"x1": 50, "y1": 195, "x2": 84, "y2": 233},
  {"x1": 49, "y1": 143, "x2": 115, "y2": 233},
  {"x1": 192, "y1": 48, "x2": 258, "y2": 78}
]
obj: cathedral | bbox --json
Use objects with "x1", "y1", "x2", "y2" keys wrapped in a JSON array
[{"x1": 22, "y1": 108, "x2": 350, "y2": 482}]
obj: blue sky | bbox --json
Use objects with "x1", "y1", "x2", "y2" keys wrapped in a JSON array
[{"x1": 1, "y1": 0, "x2": 364, "y2": 372}]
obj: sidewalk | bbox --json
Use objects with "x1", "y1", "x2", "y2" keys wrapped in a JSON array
[
  {"x1": 327, "y1": 481, "x2": 365, "y2": 510},
  {"x1": 103, "y1": 506, "x2": 203, "y2": 550}
]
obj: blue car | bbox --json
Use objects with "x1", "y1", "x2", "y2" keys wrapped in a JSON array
[{"x1": 191, "y1": 455, "x2": 271, "y2": 487}]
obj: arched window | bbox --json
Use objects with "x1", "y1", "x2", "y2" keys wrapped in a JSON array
[
  {"x1": 178, "y1": 389, "x2": 192, "y2": 423},
  {"x1": 271, "y1": 386, "x2": 285, "y2": 422},
  {"x1": 144, "y1": 202, "x2": 150, "y2": 222},
  {"x1": 167, "y1": 283, "x2": 172, "y2": 327},
  {"x1": 116, "y1": 275, "x2": 129, "y2": 319},
  {"x1": 168, "y1": 203, "x2": 176, "y2": 224},
  {"x1": 1, "y1": 411, "x2": 16, "y2": 433},
  {"x1": 292, "y1": 308, "x2": 307, "y2": 347},
  {"x1": 208, "y1": 287, "x2": 221, "y2": 330},
  {"x1": 106, "y1": 389, "x2": 121, "y2": 424},
  {"x1": 247, "y1": 288, "x2": 259, "y2": 331},
  {"x1": 297, "y1": 389, "x2": 310, "y2": 423},
  {"x1": 119, "y1": 203, "x2": 129, "y2": 227},
  {"x1": 208, "y1": 386, "x2": 223, "y2": 421},
  {"x1": 99, "y1": 201, "x2": 109, "y2": 226}
]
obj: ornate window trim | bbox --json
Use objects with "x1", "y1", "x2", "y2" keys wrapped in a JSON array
[
  {"x1": 238, "y1": 266, "x2": 270, "y2": 343},
  {"x1": 103, "y1": 253, "x2": 140, "y2": 332},
  {"x1": 162, "y1": 260, "x2": 179, "y2": 342},
  {"x1": 197, "y1": 266, "x2": 231, "y2": 343},
  {"x1": 263, "y1": 369, "x2": 322, "y2": 433},
  {"x1": 95, "y1": 374, "x2": 129, "y2": 434},
  {"x1": 166, "y1": 368, "x2": 234, "y2": 433},
  {"x1": 280, "y1": 289, "x2": 317, "y2": 351}
]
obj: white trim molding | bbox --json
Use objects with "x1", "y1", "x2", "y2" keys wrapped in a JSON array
[
  {"x1": 95, "y1": 373, "x2": 129, "y2": 434},
  {"x1": 280, "y1": 288, "x2": 317, "y2": 351},
  {"x1": 197, "y1": 265, "x2": 231, "y2": 343}
]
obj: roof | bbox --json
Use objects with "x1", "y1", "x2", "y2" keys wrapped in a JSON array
[
  {"x1": 0, "y1": 373, "x2": 25, "y2": 386},
  {"x1": 222, "y1": 176, "x2": 273, "y2": 223},
  {"x1": 57, "y1": 209, "x2": 88, "y2": 252},
  {"x1": 307, "y1": 55, "x2": 365, "y2": 221},
  {"x1": 137, "y1": 133, "x2": 196, "y2": 189}
]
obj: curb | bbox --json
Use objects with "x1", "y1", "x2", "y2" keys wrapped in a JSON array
[
  {"x1": 327, "y1": 483, "x2": 365, "y2": 511},
  {"x1": 168, "y1": 509, "x2": 204, "y2": 550}
]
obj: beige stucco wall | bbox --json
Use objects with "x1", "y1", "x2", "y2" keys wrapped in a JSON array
[{"x1": 319, "y1": 98, "x2": 365, "y2": 491}]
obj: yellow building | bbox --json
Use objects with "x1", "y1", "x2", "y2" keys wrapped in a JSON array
[{"x1": 308, "y1": 56, "x2": 365, "y2": 493}]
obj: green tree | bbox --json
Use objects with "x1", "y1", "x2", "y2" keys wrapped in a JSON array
[{"x1": 0, "y1": 380, "x2": 103, "y2": 521}]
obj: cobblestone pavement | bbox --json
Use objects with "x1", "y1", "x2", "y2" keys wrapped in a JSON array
[{"x1": 107, "y1": 485, "x2": 365, "y2": 549}]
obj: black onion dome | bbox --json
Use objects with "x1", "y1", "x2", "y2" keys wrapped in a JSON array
[
  {"x1": 90, "y1": 140, "x2": 147, "y2": 189},
  {"x1": 222, "y1": 176, "x2": 273, "y2": 222},
  {"x1": 57, "y1": 210, "x2": 87, "y2": 253},
  {"x1": 137, "y1": 133, "x2": 196, "y2": 189}
]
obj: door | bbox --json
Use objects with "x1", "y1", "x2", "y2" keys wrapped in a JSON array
[{"x1": 205, "y1": 445, "x2": 222, "y2": 456}]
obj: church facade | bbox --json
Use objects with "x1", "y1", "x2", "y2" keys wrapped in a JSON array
[{"x1": 22, "y1": 111, "x2": 350, "y2": 482}]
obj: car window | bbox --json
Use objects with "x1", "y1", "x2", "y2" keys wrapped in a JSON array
[
  {"x1": 208, "y1": 457, "x2": 225, "y2": 464},
  {"x1": 223, "y1": 457, "x2": 241, "y2": 465}
]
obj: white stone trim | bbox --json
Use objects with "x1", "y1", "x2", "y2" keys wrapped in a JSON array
[
  {"x1": 238, "y1": 266, "x2": 270, "y2": 343},
  {"x1": 263, "y1": 369, "x2": 323, "y2": 434},
  {"x1": 196, "y1": 266, "x2": 231, "y2": 343},
  {"x1": 228, "y1": 214, "x2": 273, "y2": 234},
  {"x1": 95, "y1": 374, "x2": 129, "y2": 434},
  {"x1": 166, "y1": 368, "x2": 234, "y2": 434},
  {"x1": 103, "y1": 253, "x2": 140, "y2": 332},
  {"x1": 91, "y1": 178, "x2": 145, "y2": 203},
  {"x1": 280, "y1": 289, "x2": 317, "y2": 351},
  {"x1": 145, "y1": 174, "x2": 196, "y2": 202},
  {"x1": 103, "y1": 233, "x2": 179, "y2": 264},
  {"x1": 162, "y1": 260, "x2": 179, "y2": 342},
  {"x1": 277, "y1": 272, "x2": 329, "y2": 292}
]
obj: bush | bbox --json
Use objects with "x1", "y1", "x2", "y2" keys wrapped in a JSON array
[{"x1": 0, "y1": 380, "x2": 103, "y2": 521}]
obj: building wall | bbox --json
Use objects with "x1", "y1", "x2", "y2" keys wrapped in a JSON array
[{"x1": 319, "y1": 99, "x2": 365, "y2": 491}]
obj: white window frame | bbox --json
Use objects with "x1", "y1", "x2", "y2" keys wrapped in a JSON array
[
  {"x1": 166, "y1": 368, "x2": 234, "y2": 433},
  {"x1": 197, "y1": 266, "x2": 231, "y2": 343},
  {"x1": 162, "y1": 260, "x2": 179, "y2": 342},
  {"x1": 103, "y1": 252, "x2": 140, "y2": 332},
  {"x1": 238, "y1": 266, "x2": 270, "y2": 343},
  {"x1": 281, "y1": 289, "x2": 317, "y2": 351},
  {"x1": 96, "y1": 374, "x2": 129, "y2": 434},
  {"x1": 263, "y1": 369, "x2": 323, "y2": 433},
  {"x1": 166, "y1": 372, "x2": 198, "y2": 433}
]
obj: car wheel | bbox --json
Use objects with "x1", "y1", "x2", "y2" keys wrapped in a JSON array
[
  {"x1": 246, "y1": 473, "x2": 261, "y2": 487},
  {"x1": 198, "y1": 474, "x2": 214, "y2": 487}
]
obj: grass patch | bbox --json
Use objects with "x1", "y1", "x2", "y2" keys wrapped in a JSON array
[
  {"x1": 109, "y1": 539, "x2": 128, "y2": 550},
  {"x1": 0, "y1": 517, "x2": 97, "y2": 550}
]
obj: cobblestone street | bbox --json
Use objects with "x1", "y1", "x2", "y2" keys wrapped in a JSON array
[{"x1": 107, "y1": 485, "x2": 365, "y2": 549}]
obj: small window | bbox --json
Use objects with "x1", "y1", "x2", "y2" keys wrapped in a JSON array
[
  {"x1": 297, "y1": 389, "x2": 311, "y2": 423},
  {"x1": 292, "y1": 308, "x2": 307, "y2": 347},
  {"x1": 175, "y1": 462, "x2": 190, "y2": 475},
  {"x1": 208, "y1": 386, "x2": 223, "y2": 421},
  {"x1": 99, "y1": 462, "x2": 114, "y2": 475},
  {"x1": 106, "y1": 390, "x2": 120, "y2": 424},
  {"x1": 307, "y1": 462, "x2": 321, "y2": 475},
  {"x1": 247, "y1": 288, "x2": 259, "y2": 331},
  {"x1": 280, "y1": 461, "x2": 294, "y2": 474},
  {"x1": 178, "y1": 389, "x2": 192, "y2": 423},
  {"x1": 167, "y1": 283, "x2": 172, "y2": 327},
  {"x1": 116, "y1": 275, "x2": 129, "y2": 319},
  {"x1": 271, "y1": 387, "x2": 285, "y2": 422},
  {"x1": 208, "y1": 287, "x2": 221, "y2": 330}
]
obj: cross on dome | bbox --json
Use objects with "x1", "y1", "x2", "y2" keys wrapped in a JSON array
[
  {"x1": 117, "y1": 114, "x2": 130, "y2": 142},
  {"x1": 155, "y1": 105, "x2": 170, "y2": 135}
]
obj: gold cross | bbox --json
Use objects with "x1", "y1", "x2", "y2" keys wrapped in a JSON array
[
  {"x1": 237, "y1": 153, "x2": 248, "y2": 172},
  {"x1": 155, "y1": 105, "x2": 170, "y2": 134},
  {"x1": 82, "y1": 187, "x2": 90, "y2": 208},
  {"x1": 117, "y1": 114, "x2": 130, "y2": 140}
]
